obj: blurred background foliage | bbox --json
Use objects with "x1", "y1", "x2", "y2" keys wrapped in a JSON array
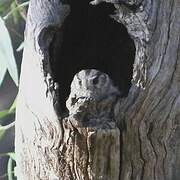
[{"x1": 0, "y1": 0, "x2": 28, "y2": 179}]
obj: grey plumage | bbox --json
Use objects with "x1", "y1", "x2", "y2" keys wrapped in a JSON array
[{"x1": 66, "y1": 69, "x2": 120, "y2": 126}]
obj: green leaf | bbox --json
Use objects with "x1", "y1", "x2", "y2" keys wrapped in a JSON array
[
  {"x1": 11, "y1": 1, "x2": 19, "y2": 24},
  {"x1": 7, "y1": 152, "x2": 16, "y2": 161},
  {"x1": 8, "y1": 96, "x2": 17, "y2": 114},
  {"x1": 7, "y1": 157, "x2": 13, "y2": 180},
  {"x1": 0, "y1": 152, "x2": 16, "y2": 161},
  {"x1": 0, "y1": 52, "x2": 7, "y2": 86},
  {"x1": 0, "y1": 16, "x2": 18, "y2": 86},
  {"x1": 3, "y1": 1, "x2": 29, "y2": 20},
  {"x1": 16, "y1": 41, "x2": 24, "y2": 52},
  {"x1": 0, "y1": 121, "x2": 15, "y2": 132},
  {"x1": 0, "y1": 126, "x2": 5, "y2": 141},
  {"x1": 0, "y1": 109, "x2": 9, "y2": 119},
  {"x1": 0, "y1": 96, "x2": 17, "y2": 123}
]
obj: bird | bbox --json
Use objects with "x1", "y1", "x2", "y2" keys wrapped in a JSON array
[{"x1": 66, "y1": 69, "x2": 120, "y2": 126}]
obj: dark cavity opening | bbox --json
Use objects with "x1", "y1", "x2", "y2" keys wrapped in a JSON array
[{"x1": 49, "y1": 1, "x2": 135, "y2": 113}]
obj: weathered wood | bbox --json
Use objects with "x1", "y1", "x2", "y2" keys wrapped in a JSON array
[
  {"x1": 59, "y1": 118, "x2": 120, "y2": 180},
  {"x1": 115, "y1": 0, "x2": 180, "y2": 179},
  {"x1": 15, "y1": 0, "x2": 180, "y2": 179}
]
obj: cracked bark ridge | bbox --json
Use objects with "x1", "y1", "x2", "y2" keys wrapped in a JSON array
[
  {"x1": 91, "y1": 0, "x2": 151, "y2": 88},
  {"x1": 112, "y1": 0, "x2": 151, "y2": 88},
  {"x1": 59, "y1": 118, "x2": 120, "y2": 180}
]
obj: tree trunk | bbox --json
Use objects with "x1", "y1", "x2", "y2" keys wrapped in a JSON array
[{"x1": 15, "y1": 0, "x2": 180, "y2": 180}]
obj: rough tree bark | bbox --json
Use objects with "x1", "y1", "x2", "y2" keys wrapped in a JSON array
[{"x1": 15, "y1": 0, "x2": 180, "y2": 180}]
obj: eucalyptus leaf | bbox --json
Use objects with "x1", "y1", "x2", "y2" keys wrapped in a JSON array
[
  {"x1": 0, "y1": 121, "x2": 15, "y2": 131},
  {"x1": 0, "y1": 126, "x2": 5, "y2": 141},
  {"x1": 0, "y1": 16, "x2": 18, "y2": 86},
  {"x1": 7, "y1": 157, "x2": 13, "y2": 180},
  {"x1": 0, "y1": 109, "x2": 9, "y2": 119},
  {"x1": 11, "y1": 1, "x2": 19, "y2": 24},
  {"x1": 3, "y1": 1, "x2": 29, "y2": 20},
  {"x1": 16, "y1": 41, "x2": 24, "y2": 52},
  {"x1": 7, "y1": 152, "x2": 16, "y2": 161},
  {"x1": 9, "y1": 96, "x2": 17, "y2": 113},
  {"x1": 0, "y1": 152, "x2": 16, "y2": 161},
  {"x1": 0, "y1": 97, "x2": 17, "y2": 122},
  {"x1": 0, "y1": 55, "x2": 7, "y2": 86}
]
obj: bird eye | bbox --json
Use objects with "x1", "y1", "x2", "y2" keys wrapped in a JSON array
[
  {"x1": 92, "y1": 77, "x2": 99, "y2": 85},
  {"x1": 78, "y1": 79, "x2": 82, "y2": 86}
]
